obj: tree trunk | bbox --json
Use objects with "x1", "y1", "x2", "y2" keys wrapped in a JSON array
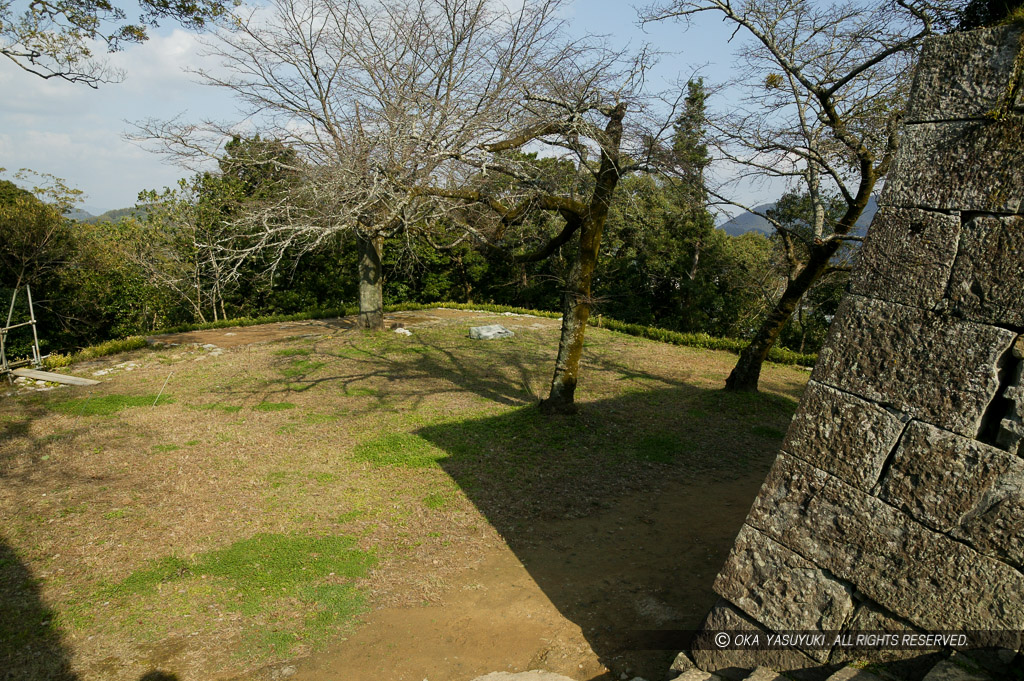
[
  {"x1": 539, "y1": 103, "x2": 627, "y2": 415},
  {"x1": 726, "y1": 170, "x2": 875, "y2": 392},
  {"x1": 539, "y1": 223, "x2": 597, "y2": 414},
  {"x1": 725, "y1": 244, "x2": 837, "y2": 391},
  {"x1": 357, "y1": 232, "x2": 384, "y2": 331}
]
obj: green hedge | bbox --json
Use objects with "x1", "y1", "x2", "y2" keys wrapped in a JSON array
[{"x1": 44, "y1": 301, "x2": 817, "y2": 369}]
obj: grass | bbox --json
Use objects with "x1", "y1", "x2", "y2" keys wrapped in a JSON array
[
  {"x1": 51, "y1": 393, "x2": 173, "y2": 416},
  {"x1": 0, "y1": 306, "x2": 808, "y2": 680},
  {"x1": 44, "y1": 337, "x2": 149, "y2": 369},
  {"x1": 353, "y1": 432, "x2": 448, "y2": 468},
  {"x1": 254, "y1": 401, "x2": 297, "y2": 412},
  {"x1": 280, "y1": 360, "x2": 327, "y2": 378},
  {"x1": 41, "y1": 300, "x2": 819, "y2": 369},
  {"x1": 108, "y1": 534, "x2": 375, "y2": 655}
]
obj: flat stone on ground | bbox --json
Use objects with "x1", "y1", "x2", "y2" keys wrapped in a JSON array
[
  {"x1": 470, "y1": 672, "x2": 576, "y2": 681},
  {"x1": 469, "y1": 324, "x2": 515, "y2": 340}
]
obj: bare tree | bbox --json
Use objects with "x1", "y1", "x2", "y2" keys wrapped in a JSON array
[
  {"x1": 138, "y1": 0, "x2": 568, "y2": 330},
  {"x1": 641, "y1": 0, "x2": 959, "y2": 391},
  {"x1": 418, "y1": 46, "x2": 684, "y2": 413}
]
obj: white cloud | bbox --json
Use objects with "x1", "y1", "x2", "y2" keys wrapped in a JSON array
[{"x1": 0, "y1": 29, "x2": 237, "y2": 211}]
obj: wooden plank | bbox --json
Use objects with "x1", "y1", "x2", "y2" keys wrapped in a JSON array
[{"x1": 11, "y1": 369, "x2": 100, "y2": 386}]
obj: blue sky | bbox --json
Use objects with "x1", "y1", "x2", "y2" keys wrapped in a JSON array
[{"x1": 0, "y1": 0, "x2": 756, "y2": 214}]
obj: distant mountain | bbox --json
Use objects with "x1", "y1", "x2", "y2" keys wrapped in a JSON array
[
  {"x1": 65, "y1": 207, "x2": 95, "y2": 222},
  {"x1": 718, "y1": 196, "x2": 878, "y2": 238},
  {"x1": 63, "y1": 206, "x2": 148, "y2": 224},
  {"x1": 84, "y1": 206, "x2": 147, "y2": 224}
]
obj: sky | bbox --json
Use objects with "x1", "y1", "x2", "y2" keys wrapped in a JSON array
[{"x1": 0, "y1": 0, "x2": 755, "y2": 215}]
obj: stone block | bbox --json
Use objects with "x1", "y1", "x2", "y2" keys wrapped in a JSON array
[
  {"x1": 825, "y1": 667, "x2": 885, "y2": 681},
  {"x1": 947, "y1": 215, "x2": 1024, "y2": 327},
  {"x1": 850, "y1": 207, "x2": 961, "y2": 310},
  {"x1": 469, "y1": 324, "x2": 514, "y2": 340},
  {"x1": 690, "y1": 599, "x2": 821, "y2": 680},
  {"x1": 812, "y1": 296, "x2": 1016, "y2": 438},
  {"x1": 879, "y1": 120, "x2": 1024, "y2": 213},
  {"x1": 782, "y1": 381, "x2": 907, "y2": 491},
  {"x1": 921, "y1": 656, "x2": 989, "y2": 681},
  {"x1": 745, "y1": 668, "x2": 787, "y2": 681},
  {"x1": 905, "y1": 24, "x2": 1024, "y2": 123},
  {"x1": 879, "y1": 421, "x2": 1024, "y2": 569},
  {"x1": 745, "y1": 454, "x2": 1024, "y2": 632},
  {"x1": 714, "y1": 524, "x2": 854, "y2": 660},
  {"x1": 828, "y1": 602, "x2": 927, "y2": 667}
]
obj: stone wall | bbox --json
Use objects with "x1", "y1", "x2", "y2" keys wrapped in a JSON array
[{"x1": 690, "y1": 23, "x2": 1024, "y2": 678}]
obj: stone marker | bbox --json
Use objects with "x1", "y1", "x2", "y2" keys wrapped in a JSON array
[
  {"x1": 470, "y1": 672, "x2": 575, "y2": 681},
  {"x1": 469, "y1": 324, "x2": 514, "y2": 340}
]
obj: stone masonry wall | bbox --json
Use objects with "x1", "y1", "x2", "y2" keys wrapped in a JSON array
[{"x1": 691, "y1": 24, "x2": 1024, "y2": 677}]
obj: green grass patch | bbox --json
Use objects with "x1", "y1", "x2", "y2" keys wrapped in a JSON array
[
  {"x1": 43, "y1": 337, "x2": 149, "y2": 369},
  {"x1": 423, "y1": 491, "x2": 450, "y2": 510},
  {"x1": 273, "y1": 348, "x2": 311, "y2": 357},
  {"x1": 265, "y1": 471, "x2": 292, "y2": 489},
  {"x1": 344, "y1": 387, "x2": 377, "y2": 398},
  {"x1": 151, "y1": 444, "x2": 180, "y2": 454},
  {"x1": 309, "y1": 472, "x2": 338, "y2": 484},
  {"x1": 334, "y1": 509, "x2": 365, "y2": 524},
  {"x1": 109, "y1": 533, "x2": 375, "y2": 655},
  {"x1": 353, "y1": 432, "x2": 446, "y2": 468},
  {"x1": 58, "y1": 503, "x2": 88, "y2": 518},
  {"x1": 254, "y1": 401, "x2": 296, "y2": 412},
  {"x1": 51, "y1": 393, "x2": 173, "y2": 416},
  {"x1": 103, "y1": 509, "x2": 128, "y2": 520},
  {"x1": 280, "y1": 360, "x2": 326, "y2": 378}
]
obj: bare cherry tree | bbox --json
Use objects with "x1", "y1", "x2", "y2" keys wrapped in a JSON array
[
  {"x1": 641, "y1": 0, "x2": 959, "y2": 391},
  {"x1": 418, "y1": 46, "x2": 685, "y2": 413},
  {"x1": 138, "y1": 0, "x2": 568, "y2": 329}
]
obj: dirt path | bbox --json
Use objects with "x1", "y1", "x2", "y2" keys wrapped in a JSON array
[
  {"x1": 149, "y1": 310, "x2": 777, "y2": 681},
  {"x1": 246, "y1": 473, "x2": 765, "y2": 681}
]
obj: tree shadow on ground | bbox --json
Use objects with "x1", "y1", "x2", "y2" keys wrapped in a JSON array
[
  {"x1": 1, "y1": 535, "x2": 185, "y2": 680},
  {"x1": 417, "y1": 385, "x2": 800, "y2": 680},
  {"x1": 1, "y1": 536, "x2": 78, "y2": 679}
]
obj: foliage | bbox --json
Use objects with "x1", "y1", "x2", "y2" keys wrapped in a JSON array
[
  {"x1": 0, "y1": 0, "x2": 236, "y2": 85},
  {"x1": 957, "y1": 0, "x2": 1024, "y2": 28}
]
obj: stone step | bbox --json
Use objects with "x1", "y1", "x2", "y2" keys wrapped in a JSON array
[
  {"x1": 825, "y1": 667, "x2": 885, "y2": 681},
  {"x1": 740, "y1": 667, "x2": 786, "y2": 681},
  {"x1": 674, "y1": 670, "x2": 725, "y2": 681},
  {"x1": 921, "y1": 654, "x2": 993, "y2": 681}
]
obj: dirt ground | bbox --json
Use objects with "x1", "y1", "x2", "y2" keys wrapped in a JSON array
[
  {"x1": 273, "y1": 474, "x2": 765, "y2": 681},
  {"x1": 1, "y1": 308, "x2": 805, "y2": 681},
  {"x1": 146, "y1": 309, "x2": 772, "y2": 681}
]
